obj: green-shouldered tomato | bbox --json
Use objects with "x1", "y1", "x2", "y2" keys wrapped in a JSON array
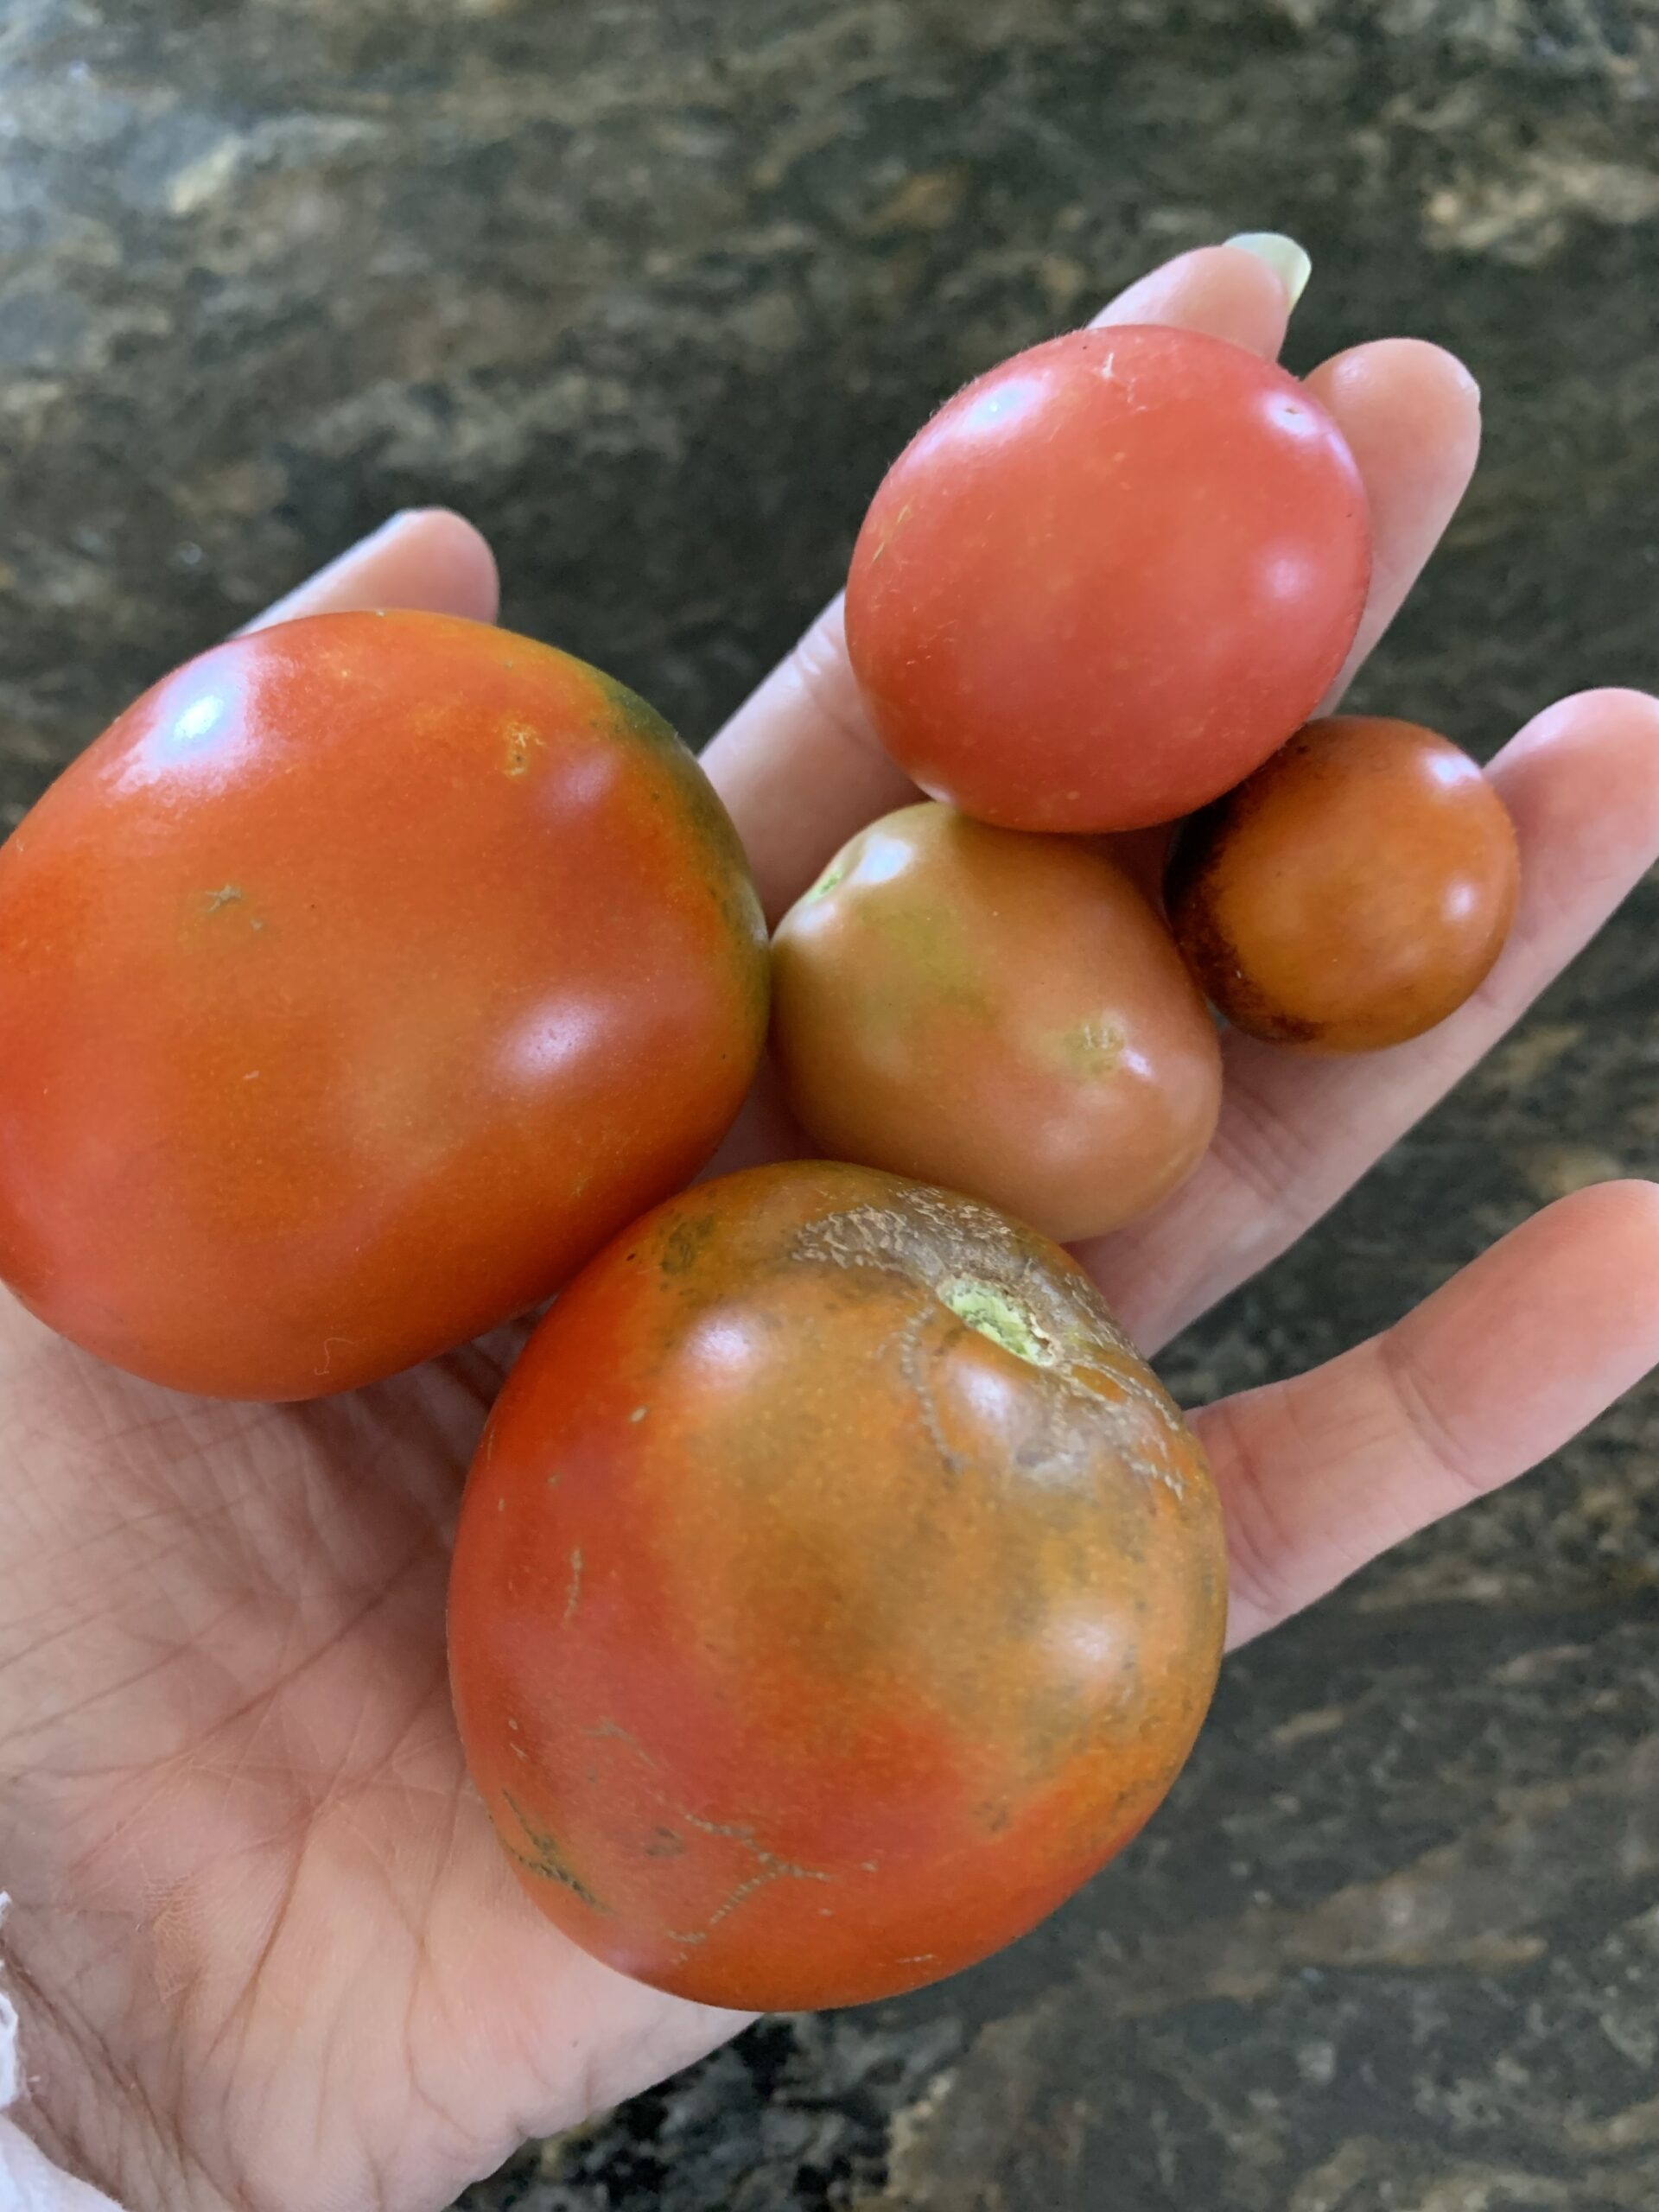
[
  {"x1": 449, "y1": 1161, "x2": 1226, "y2": 2012},
  {"x1": 771, "y1": 804, "x2": 1223, "y2": 1243},
  {"x1": 0, "y1": 611, "x2": 767, "y2": 1398}
]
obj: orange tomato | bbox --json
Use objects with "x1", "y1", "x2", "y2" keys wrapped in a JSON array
[
  {"x1": 771, "y1": 804, "x2": 1223, "y2": 1243},
  {"x1": 448, "y1": 1161, "x2": 1226, "y2": 2012},
  {"x1": 1168, "y1": 715, "x2": 1519, "y2": 1052},
  {"x1": 0, "y1": 612, "x2": 767, "y2": 1398}
]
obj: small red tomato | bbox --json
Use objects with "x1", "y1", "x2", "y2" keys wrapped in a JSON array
[
  {"x1": 0, "y1": 612, "x2": 767, "y2": 1398},
  {"x1": 1166, "y1": 715, "x2": 1520, "y2": 1052},
  {"x1": 449, "y1": 1161, "x2": 1226, "y2": 2013},
  {"x1": 771, "y1": 804, "x2": 1222, "y2": 1243},
  {"x1": 845, "y1": 324, "x2": 1371, "y2": 832}
]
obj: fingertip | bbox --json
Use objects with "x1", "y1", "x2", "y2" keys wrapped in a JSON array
[
  {"x1": 1307, "y1": 338, "x2": 1484, "y2": 707},
  {"x1": 1091, "y1": 243, "x2": 1293, "y2": 359},
  {"x1": 385, "y1": 507, "x2": 501, "y2": 625},
  {"x1": 1224, "y1": 232, "x2": 1312, "y2": 308},
  {"x1": 1567, "y1": 1173, "x2": 1659, "y2": 1247},
  {"x1": 1491, "y1": 686, "x2": 1659, "y2": 854},
  {"x1": 241, "y1": 506, "x2": 501, "y2": 634},
  {"x1": 1509, "y1": 685, "x2": 1659, "y2": 748},
  {"x1": 1310, "y1": 340, "x2": 1484, "y2": 553},
  {"x1": 1400, "y1": 1179, "x2": 1659, "y2": 1417},
  {"x1": 1310, "y1": 334, "x2": 1481, "y2": 412},
  {"x1": 1513, "y1": 1173, "x2": 1659, "y2": 1262},
  {"x1": 1577, "y1": 1180, "x2": 1659, "y2": 1366},
  {"x1": 1305, "y1": 336, "x2": 1484, "y2": 489}
]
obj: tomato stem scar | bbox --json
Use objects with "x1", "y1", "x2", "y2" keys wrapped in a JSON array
[{"x1": 936, "y1": 1277, "x2": 1057, "y2": 1367}]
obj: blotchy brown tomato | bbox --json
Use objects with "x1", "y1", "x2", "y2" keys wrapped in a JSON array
[
  {"x1": 448, "y1": 1162, "x2": 1226, "y2": 2012},
  {"x1": 1167, "y1": 715, "x2": 1520, "y2": 1053},
  {"x1": 770, "y1": 805, "x2": 1223, "y2": 1243},
  {"x1": 0, "y1": 612, "x2": 767, "y2": 1398}
]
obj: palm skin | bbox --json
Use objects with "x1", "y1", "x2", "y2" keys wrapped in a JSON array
[{"x1": 3, "y1": 244, "x2": 1658, "y2": 2212}]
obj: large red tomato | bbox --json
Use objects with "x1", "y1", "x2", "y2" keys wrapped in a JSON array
[
  {"x1": 449, "y1": 1161, "x2": 1225, "y2": 2012},
  {"x1": 0, "y1": 612, "x2": 767, "y2": 1399},
  {"x1": 845, "y1": 324, "x2": 1372, "y2": 832}
]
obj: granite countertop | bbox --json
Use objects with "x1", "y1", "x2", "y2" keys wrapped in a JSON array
[{"x1": 3, "y1": 3, "x2": 1657, "y2": 2206}]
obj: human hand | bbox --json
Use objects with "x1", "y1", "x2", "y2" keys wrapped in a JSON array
[{"x1": 3, "y1": 241, "x2": 1656, "y2": 2212}]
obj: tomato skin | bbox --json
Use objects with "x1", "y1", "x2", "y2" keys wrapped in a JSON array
[
  {"x1": 448, "y1": 1161, "x2": 1225, "y2": 2012},
  {"x1": 770, "y1": 804, "x2": 1223, "y2": 1243},
  {"x1": 845, "y1": 324, "x2": 1371, "y2": 833},
  {"x1": 1166, "y1": 715, "x2": 1520, "y2": 1052},
  {"x1": 0, "y1": 612, "x2": 767, "y2": 1399}
]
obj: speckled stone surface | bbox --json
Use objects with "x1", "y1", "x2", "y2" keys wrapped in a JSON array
[{"x1": 3, "y1": 3, "x2": 1657, "y2": 2206}]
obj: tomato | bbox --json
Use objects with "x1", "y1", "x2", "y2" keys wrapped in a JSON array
[
  {"x1": 770, "y1": 804, "x2": 1222, "y2": 1243},
  {"x1": 0, "y1": 612, "x2": 767, "y2": 1399},
  {"x1": 1166, "y1": 715, "x2": 1520, "y2": 1053},
  {"x1": 844, "y1": 324, "x2": 1371, "y2": 833},
  {"x1": 448, "y1": 1161, "x2": 1226, "y2": 2012}
]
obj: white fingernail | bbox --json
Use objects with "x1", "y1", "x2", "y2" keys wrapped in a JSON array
[{"x1": 1226, "y1": 232, "x2": 1313, "y2": 308}]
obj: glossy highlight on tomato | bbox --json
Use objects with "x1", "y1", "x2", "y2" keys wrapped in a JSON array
[
  {"x1": 845, "y1": 323, "x2": 1371, "y2": 832},
  {"x1": 0, "y1": 611, "x2": 768, "y2": 1399},
  {"x1": 771, "y1": 804, "x2": 1223, "y2": 1243},
  {"x1": 1167, "y1": 714, "x2": 1520, "y2": 1052},
  {"x1": 448, "y1": 1161, "x2": 1226, "y2": 2012}
]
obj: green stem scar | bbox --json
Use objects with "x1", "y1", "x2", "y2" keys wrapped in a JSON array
[
  {"x1": 936, "y1": 1277, "x2": 1058, "y2": 1367},
  {"x1": 803, "y1": 858, "x2": 848, "y2": 902}
]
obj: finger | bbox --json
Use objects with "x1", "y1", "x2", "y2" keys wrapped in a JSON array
[
  {"x1": 238, "y1": 509, "x2": 500, "y2": 634},
  {"x1": 1086, "y1": 687, "x2": 1659, "y2": 1352},
  {"x1": 702, "y1": 598, "x2": 917, "y2": 925},
  {"x1": 1090, "y1": 238, "x2": 1294, "y2": 354},
  {"x1": 1199, "y1": 1179, "x2": 1659, "y2": 1649},
  {"x1": 1308, "y1": 340, "x2": 1483, "y2": 706},
  {"x1": 701, "y1": 241, "x2": 1301, "y2": 924}
]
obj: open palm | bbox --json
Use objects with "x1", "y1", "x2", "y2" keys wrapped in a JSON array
[{"x1": 3, "y1": 244, "x2": 1657, "y2": 2212}]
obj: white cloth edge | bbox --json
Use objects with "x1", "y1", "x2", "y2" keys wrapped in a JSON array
[{"x1": 0, "y1": 1896, "x2": 126, "y2": 2211}]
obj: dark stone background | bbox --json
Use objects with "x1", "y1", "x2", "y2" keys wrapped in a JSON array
[{"x1": 3, "y1": 2, "x2": 1657, "y2": 2205}]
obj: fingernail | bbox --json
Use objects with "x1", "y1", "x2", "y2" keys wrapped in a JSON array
[{"x1": 1225, "y1": 232, "x2": 1313, "y2": 308}]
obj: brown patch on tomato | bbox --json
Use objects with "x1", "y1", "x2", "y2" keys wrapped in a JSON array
[
  {"x1": 1052, "y1": 1018, "x2": 1127, "y2": 1077},
  {"x1": 1166, "y1": 804, "x2": 1322, "y2": 1046},
  {"x1": 500, "y1": 1791, "x2": 609, "y2": 1911},
  {"x1": 192, "y1": 882, "x2": 268, "y2": 938},
  {"x1": 501, "y1": 722, "x2": 547, "y2": 778},
  {"x1": 661, "y1": 1212, "x2": 718, "y2": 1277},
  {"x1": 665, "y1": 1810, "x2": 836, "y2": 1942},
  {"x1": 588, "y1": 1718, "x2": 662, "y2": 1770}
]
